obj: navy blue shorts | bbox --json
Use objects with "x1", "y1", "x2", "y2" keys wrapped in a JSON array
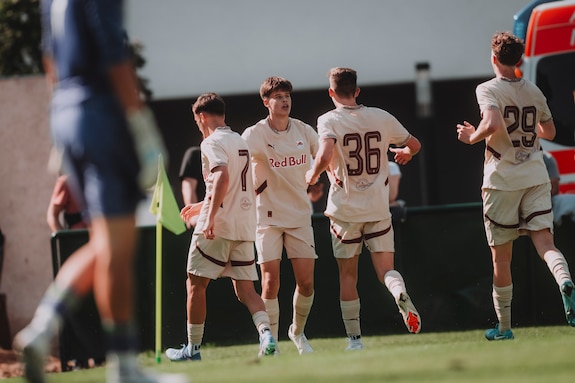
[{"x1": 50, "y1": 91, "x2": 143, "y2": 220}]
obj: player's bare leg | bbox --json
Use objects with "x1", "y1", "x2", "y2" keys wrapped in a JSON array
[
  {"x1": 92, "y1": 216, "x2": 140, "y2": 380},
  {"x1": 93, "y1": 216, "x2": 186, "y2": 381},
  {"x1": 13, "y1": 245, "x2": 96, "y2": 383},
  {"x1": 166, "y1": 274, "x2": 208, "y2": 362}
]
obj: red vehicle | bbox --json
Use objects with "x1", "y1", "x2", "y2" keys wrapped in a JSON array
[{"x1": 514, "y1": 0, "x2": 575, "y2": 193}]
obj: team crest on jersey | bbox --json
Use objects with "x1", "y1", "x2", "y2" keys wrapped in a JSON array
[
  {"x1": 240, "y1": 197, "x2": 253, "y2": 210},
  {"x1": 296, "y1": 139, "x2": 305, "y2": 150},
  {"x1": 356, "y1": 178, "x2": 372, "y2": 191}
]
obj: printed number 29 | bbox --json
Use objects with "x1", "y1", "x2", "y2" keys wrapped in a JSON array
[
  {"x1": 343, "y1": 132, "x2": 381, "y2": 176},
  {"x1": 504, "y1": 105, "x2": 537, "y2": 148}
]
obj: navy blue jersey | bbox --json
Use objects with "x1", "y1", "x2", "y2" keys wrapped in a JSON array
[{"x1": 41, "y1": 0, "x2": 129, "y2": 100}]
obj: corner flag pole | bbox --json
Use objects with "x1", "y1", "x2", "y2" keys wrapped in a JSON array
[
  {"x1": 155, "y1": 220, "x2": 162, "y2": 364},
  {"x1": 149, "y1": 154, "x2": 186, "y2": 364}
]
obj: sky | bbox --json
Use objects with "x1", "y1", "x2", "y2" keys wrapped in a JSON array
[{"x1": 125, "y1": 0, "x2": 533, "y2": 100}]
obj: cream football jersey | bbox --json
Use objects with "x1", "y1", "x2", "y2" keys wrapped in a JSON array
[
  {"x1": 195, "y1": 127, "x2": 256, "y2": 241},
  {"x1": 476, "y1": 78, "x2": 552, "y2": 191},
  {"x1": 318, "y1": 105, "x2": 411, "y2": 222},
  {"x1": 242, "y1": 118, "x2": 319, "y2": 227}
]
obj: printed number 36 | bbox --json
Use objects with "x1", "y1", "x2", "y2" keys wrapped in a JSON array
[{"x1": 343, "y1": 132, "x2": 381, "y2": 176}]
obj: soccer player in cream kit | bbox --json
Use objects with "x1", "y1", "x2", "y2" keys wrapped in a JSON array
[
  {"x1": 165, "y1": 93, "x2": 278, "y2": 361},
  {"x1": 242, "y1": 77, "x2": 319, "y2": 354},
  {"x1": 307, "y1": 68, "x2": 422, "y2": 350},
  {"x1": 457, "y1": 31, "x2": 575, "y2": 340}
]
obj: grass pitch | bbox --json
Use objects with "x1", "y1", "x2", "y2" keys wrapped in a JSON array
[{"x1": 6, "y1": 326, "x2": 575, "y2": 382}]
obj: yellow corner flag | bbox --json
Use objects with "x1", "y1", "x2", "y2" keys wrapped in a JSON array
[{"x1": 149, "y1": 155, "x2": 186, "y2": 235}]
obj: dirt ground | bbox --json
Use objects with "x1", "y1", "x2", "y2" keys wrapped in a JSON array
[{"x1": 0, "y1": 349, "x2": 61, "y2": 379}]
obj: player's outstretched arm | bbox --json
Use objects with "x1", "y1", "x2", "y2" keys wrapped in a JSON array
[
  {"x1": 538, "y1": 119, "x2": 556, "y2": 141},
  {"x1": 390, "y1": 136, "x2": 421, "y2": 165},
  {"x1": 458, "y1": 107, "x2": 503, "y2": 145},
  {"x1": 306, "y1": 137, "x2": 334, "y2": 185}
]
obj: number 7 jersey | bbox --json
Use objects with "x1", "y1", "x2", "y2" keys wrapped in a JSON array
[
  {"x1": 476, "y1": 77, "x2": 552, "y2": 191},
  {"x1": 317, "y1": 105, "x2": 411, "y2": 222},
  {"x1": 197, "y1": 127, "x2": 256, "y2": 241}
]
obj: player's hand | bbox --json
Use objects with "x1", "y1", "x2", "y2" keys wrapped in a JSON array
[
  {"x1": 306, "y1": 169, "x2": 318, "y2": 185},
  {"x1": 203, "y1": 218, "x2": 215, "y2": 240},
  {"x1": 180, "y1": 202, "x2": 203, "y2": 222},
  {"x1": 457, "y1": 121, "x2": 475, "y2": 145},
  {"x1": 126, "y1": 107, "x2": 168, "y2": 190},
  {"x1": 307, "y1": 182, "x2": 325, "y2": 203},
  {"x1": 389, "y1": 147, "x2": 413, "y2": 165}
]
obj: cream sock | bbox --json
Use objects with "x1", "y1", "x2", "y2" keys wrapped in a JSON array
[
  {"x1": 340, "y1": 299, "x2": 361, "y2": 337},
  {"x1": 493, "y1": 284, "x2": 513, "y2": 332},
  {"x1": 263, "y1": 298, "x2": 280, "y2": 341},
  {"x1": 384, "y1": 270, "x2": 406, "y2": 301},
  {"x1": 252, "y1": 310, "x2": 272, "y2": 338},
  {"x1": 292, "y1": 291, "x2": 314, "y2": 336},
  {"x1": 187, "y1": 322, "x2": 204, "y2": 354},
  {"x1": 543, "y1": 250, "x2": 572, "y2": 287}
]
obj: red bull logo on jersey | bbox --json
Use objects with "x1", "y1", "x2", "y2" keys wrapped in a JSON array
[
  {"x1": 269, "y1": 154, "x2": 307, "y2": 168},
  {"x1": 296, "y1": 139, "x2": 305, "y2": 149}
]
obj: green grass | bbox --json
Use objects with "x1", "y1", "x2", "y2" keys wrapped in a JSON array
[{"x1": 7, "y1": 326, "x2": 575, "y2": 382}]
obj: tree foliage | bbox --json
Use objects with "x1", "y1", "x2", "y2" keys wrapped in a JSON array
[
  {"x1": 0, "y1": 0, "x2": 153, "y2": 100},
  {"x1": 0, "y1": 0, "x2": 43, "y2": 76}
]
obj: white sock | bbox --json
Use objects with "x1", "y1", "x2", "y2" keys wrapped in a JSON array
[
  {"x1": 292, "y1": 291, "x2": 314, "y2": 336},
  {"x1": 187, "y1": 322, "x2": 204, "y2": 354},
  {"x1": 543, "y1": 250, "x2": 572, "y2": 287},
  {"x1": 340, "y1": 299, "x2": 361, "y2": 337},
  {"x1": 263, "y1": 298, "x2": 280, "y2": 341},
  {"x1": 384, "y1": 270, "x2": 406, "y2": 301},
  {"x1": 30, "y1": 284, "x2": 78, "y2": 335},
  {"x1": 252, "y1": 310, "x2": 272, "y2": 338},
  {"x1": 493, "y1": 284, "x2": 513, "y2": 332}
]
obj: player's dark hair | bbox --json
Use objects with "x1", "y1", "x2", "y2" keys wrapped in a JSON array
[
  {"x1": 191, "y1": 93, "x2": 225, "y2": 116},
  {"x1": 329, "y1": 67, "x2": 357, "y2": 98},
  {"x1": 491, "y1": 31, "x2": 524, "y2": 66},
  {"x1": 259, "y1": 76, "x2": 293, "y2": 100}
]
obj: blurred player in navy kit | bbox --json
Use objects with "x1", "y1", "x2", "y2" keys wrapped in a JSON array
[{"x1": 15, "y1": 1, "x2": 185, "y2": 382}]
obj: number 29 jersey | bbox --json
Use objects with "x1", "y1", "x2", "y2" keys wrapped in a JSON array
[
  {"x1": 476, "y1": 77, "x2": 552, "y2": 191},
  {"x1": 317, "y1": 105, "x2": 411, "y2": 223}
]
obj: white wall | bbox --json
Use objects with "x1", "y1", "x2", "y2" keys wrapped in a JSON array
[
  {"x1": 0, "y1": 76, "x2": 54, "y2": 337},
  {"x1": 0, "y1": 76, "x2": 163, "y2": 341},
  {"x1": 125, "y1": 0, "x2": 531, "y2": 99}
]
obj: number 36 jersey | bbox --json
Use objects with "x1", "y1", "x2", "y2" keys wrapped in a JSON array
[
  {"x1": 476, "y1": 77, "x2": 552, "y2": 191},
  {"x1": 318, "y1": 105, "x2": 411, "y2": 223}
]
